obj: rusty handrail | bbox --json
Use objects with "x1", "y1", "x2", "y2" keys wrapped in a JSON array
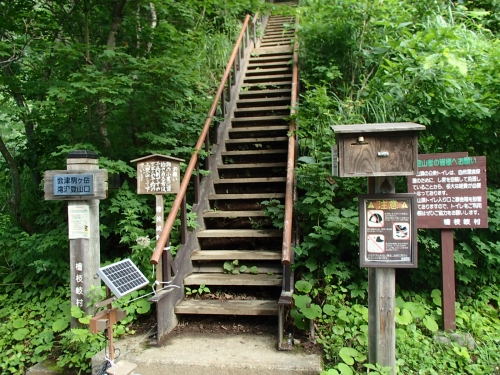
[
  {"x1": 281, "y1": 26, "x2": 299, "y2": 266},
  {"x1": 151, "y1": 14, "x2": 252, "y2": 265}
]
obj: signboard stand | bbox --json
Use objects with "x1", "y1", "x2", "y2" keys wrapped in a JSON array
[
  {"x1": 44, "y1": 150, "x2": 108, "y2": 328},
  {"x1": 332, "y1": 123, "x2": 426, "y2": 375},
  {"x1": 130, "y1": 154, "x2": 184, "y2": 286},
  {"x1": 441, "y1": 229, "x2": 456, "y2": 331},
  {"x1": 367, "y1": 176, "x2": 396, "y2": 372},
  {"x1": 408, "y1": 153, "x2": 488, "y2": 331}
]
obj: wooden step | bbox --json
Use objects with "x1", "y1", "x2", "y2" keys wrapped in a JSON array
[
  {"x1": 203, "y1": 210, "x2": 266, "y2": 218},
  {"x1": 197, "y1": 229, "x2": 282, "y2": 238},
  {"x1": 252, "y1": 46, "x2": 292, "y2": 54},
  {"x1": 228, "y1": 126, "x2": 288, "y2": 136},
  {"x1": 209, "y1": 193, "x2": 285, "y2": 200},
  {"x1": 245, "y1": 67, "x2": 291, "y2": 76},
  {"x1": 238, "y1": 88, "x2": 291, "y2": 98},
  {"x1": 237, "y1": 99, "x2": 291, "y2": 109},
  {"x1": 232, "y1": 115, "x2": 286, "y2": 123},
  {"x1": 193, "y1": 263, "x2": 282, "y2": 274},
  {"x1": 184, "y1": 273, "x2": 282, "y2": 286},
  {"x1": 234, "y1": 106, "x2": 289, "y2": 114},
  {"x1": 218, "y1": 162, "x2": 287, "y2": 169},
  {"x1": 224, "y1": 137, "x2": 288, "y2": 144},
  {"x1": 191, "y1": 250, "x2": 280, "y2": 260},
  {"x1": 249, "y1": 55, "x2": 292, "y2": 63},
  {"x1": 214, "y1": 176, "x2": 286, "y2": 184},
  {"x1": 221, "y1": 149, "x2": 287, "y2": 157},
  {"x1": 241, "y1": 81, "x2": 292, "y2": 89},
  {"x1": 175, "y1": 299, "x2": 278, "y2": 315},
  {"x1": 244, "y1": 74, "x2": 292, "y2": 82},
  {"x1": 248, "y1": 61, "x2": 291, "y2": 68}
]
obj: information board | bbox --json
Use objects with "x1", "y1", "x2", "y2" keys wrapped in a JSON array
[
  {"x1": 359, "y1": 194, "x2": 417, "y2": 268},
  {"x1": 407, "y1": 153, "x2": 488, "y2": 229},
  {"x1": 54, "y1": 174, "x2": 94, "y2": 196},
  {"x1": 137, "y1": 161, "x2": 180, "y2": 194}
]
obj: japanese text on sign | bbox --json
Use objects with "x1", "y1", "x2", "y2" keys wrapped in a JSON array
[
  {"x1": 408, "y1": 153, "x2": 488, "y2": 229},
  {"x1": 54, "y1": 174, "x2": 94, "y2": 196},
  {"x1": 137, "y1": 161, "x2": 179, "y2": 194},
  {"x1": 359, "y1": 194, "x2": 417, "y2": 268}
]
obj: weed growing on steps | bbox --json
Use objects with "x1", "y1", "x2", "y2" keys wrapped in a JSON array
[{"x1": 223, "y1": 260, "x2": 259, "y2": 275}]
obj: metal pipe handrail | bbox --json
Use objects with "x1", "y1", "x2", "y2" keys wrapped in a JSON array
[
  {"x1": 281, "y1": 25, "x2": 299, "y2": 266},
  {"x1": 151, "y1": 14, "x2": 252, "y2": 265}
]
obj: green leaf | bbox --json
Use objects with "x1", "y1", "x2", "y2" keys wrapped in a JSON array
[
  {"x1": 395, "y1": 308, "x2": 413, "y2": 325},
  {"x1": 423, "y1": 316, "x2": 439, "y2": 332},
  {"x1": 249, "y1": 266, "x2": 259, "y2": 275},
  {"x1": 323, "y1": 304, "x2": 336, "y2": 317},
  {"x1": 337, "y1": 363, "x2": 353, "y2": 375},
  {"x1": 13, "y1": 319, "x2": 27, "y2": 328},
  {"x1": 71, "y1": 305, "x2": 84, "y2": 319},
  {"x1": 339, "y1": 347, "x2": 361, "y2": 365},
  {"x1": 431, "y1": 289, "x2": 442, "y2": 307},
  {"x1": 239, "y1": 265, "x2": 248, "y2": 273},
  {"x1": 13, "y1": 328, "x2": 30, "y2": 341},
  {"x1": 295, "y1": 280, "x2": 313, "y2": 293},
  {"x1": 136, "y1": 299, "x2": 151, "y2": 314},
  {"x1": 52, "y1": 318, "x2": 69, "y2": 333}
]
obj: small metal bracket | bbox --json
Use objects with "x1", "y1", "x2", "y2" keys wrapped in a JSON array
[{"x1": 377, "y1": 151, "x2": 389, "y2": 157}]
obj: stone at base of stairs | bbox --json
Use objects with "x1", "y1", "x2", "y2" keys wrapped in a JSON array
[{"x1": 92, "y1": 332, "x2": 322, "y2": 375}]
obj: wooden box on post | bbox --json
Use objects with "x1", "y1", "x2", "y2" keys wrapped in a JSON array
[
  {"x1": 130, "y1": 154, "x2": 184, "y2": 195},
  {"x1": 331, "y1": 123, "x2": 426, "y2": 177}
]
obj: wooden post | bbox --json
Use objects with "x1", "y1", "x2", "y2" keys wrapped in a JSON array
[
  {"x1": 67, "y1": 150, "x2": 102, "y2": 327},
  {"x1": 155, "y1": 195, "x2": 164, "y2": 284},
  {"x1": 368, "y1": 176, "x2": 396, "y2": 374},
  {"x1": 441, "y1": 229, "x2": 456, "y2": 331}
]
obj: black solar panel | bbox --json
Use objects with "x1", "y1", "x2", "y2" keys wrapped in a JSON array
[{"x1": 97, "y1": 259, "x2": 149, "y2": 298}]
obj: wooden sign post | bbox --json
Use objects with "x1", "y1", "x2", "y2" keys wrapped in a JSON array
[
  {"x1": 408, "y1": 153, "x2": 488, "y2": 331},
  {"x1": 332, "y1": 123, "x2": 425, "y2": 374},
  {"x1": 44, "y1": 150, "x2": 108, "y2": 327},
  {"x1": 131, "y1": 154, "x2": 184, "y2": 284}
]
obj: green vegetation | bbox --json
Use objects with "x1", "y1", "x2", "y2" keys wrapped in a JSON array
[
  {"x1": 1, "y1": 0, "x2": 500, "y2": 373},
  {"x1": 294, "y1": 0, "x2": 500, "y2": 373}
]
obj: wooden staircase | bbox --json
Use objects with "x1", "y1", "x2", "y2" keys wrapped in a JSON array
[
  {"x1": 175, "y1": 15, "x2": 295, "y2": 318},
  {"x1": 149, "y1": 9, "x2": 297, "y2": 348}
]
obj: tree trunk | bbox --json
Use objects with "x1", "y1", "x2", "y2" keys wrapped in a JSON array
[{"x1": 98, "y1": 0, "x2": 129, "y2": 149}]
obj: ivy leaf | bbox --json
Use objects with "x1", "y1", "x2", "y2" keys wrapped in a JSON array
[
  {"x1": 13, "y1": 328, "x2": 30, "y2": 341},
  {"x1": 239, "y1": 265, "x2": 248, "y2": 273},
  {"x1": 52, "y1": 318, "x2": 69, "y2": 332},
  {"x1": 249, "y1": 266, "x2": 259, "y2": 275}
]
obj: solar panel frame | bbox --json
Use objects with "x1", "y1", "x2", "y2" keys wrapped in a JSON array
[{"x1": 97, "y1": 259, "x2": 149, "y2": 298}]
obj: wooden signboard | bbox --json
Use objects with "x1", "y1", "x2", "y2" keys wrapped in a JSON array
[
  {"x1": 407, "y1": 152, "x2": 488, "y2": 331},
  {"x1": 131, "y1": 154, "x2": 184, "y2": 195},
  {"x1": 44, "y1": 170, "x2": 108, "y2": 200},
  {"x1": 408, "y1": 153, "x2": 488, "y2": 229}
]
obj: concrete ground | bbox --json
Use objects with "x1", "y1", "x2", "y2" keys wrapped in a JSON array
[{"x1": 91, "y1": 331, "x2": 323, "y2": 375}]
